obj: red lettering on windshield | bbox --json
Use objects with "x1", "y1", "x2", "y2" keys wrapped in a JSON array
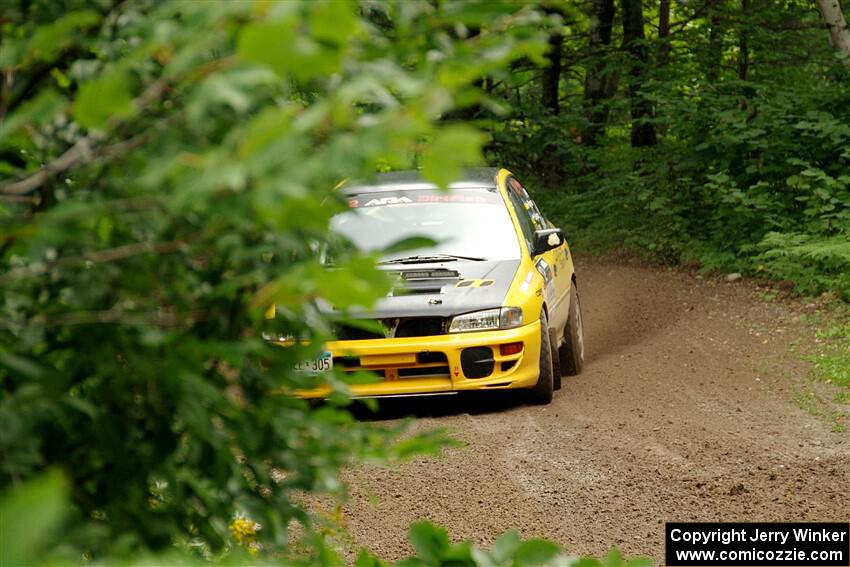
[{"x1": 415, "y1": 194, "x2": 487, "y2": 203}]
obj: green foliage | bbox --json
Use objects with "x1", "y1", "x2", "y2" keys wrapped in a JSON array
[
  {"x1": 0, "y1": 0, "x2": 548, "y2": 563},
  {"x1": 422, "y1": 125, "x2": 486, "y2": 188},
  {"x1": 752, "y1": 233, "x2": 850, "y2": 297},
  {"x1": 358, "y1": 522, "x2": 651, "y2": 567},
  {"x1": 0, "y1": 470, "x2": 68, "y2": 566},
  {"x1": 809, "y1": 314, "x2": 850, "y2": 403},
  {"x1": 73, "y1": 69, "x2": 134, "y2": 129},
  {"x1": 485, "y1": 0, "x2": 850, "y2": 299},
  {"x1": 1, "y1": 477, "x2": 651, "y2": 566}
]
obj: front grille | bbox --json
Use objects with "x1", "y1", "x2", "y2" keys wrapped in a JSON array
[
  {"x1": 333, "y1": 317, "x2": 448, "y2": 340},
  {"x1": 332, "y1": 352, "x2": 448, "y2": 380},
  {"x1": 395, "y1": 317, "x2": 446, "y2": 337},
  {"x1": 334, "y1": 324, "x2": 384, "y2": 341},
  {"x1": 418, "y1": 352, "x2": 447, "y2": 364},
  {"x1": 398, "y1": 366, "x2": 450, "y2": 378},
  {"x1": 335, "y1": 356, "x2": 362, "y2": 369},
  {"x1": 332, "y1": 356, "x2": 386, "y2": 378}
]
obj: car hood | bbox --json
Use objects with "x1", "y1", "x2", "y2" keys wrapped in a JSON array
[{"x1": 321, "y1": 259, "x2": 521, "y2": 319}]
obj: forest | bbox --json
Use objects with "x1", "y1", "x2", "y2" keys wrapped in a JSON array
[
  {"x1": 487, "y1": 0, "x2": 850, "y2": 299},
  {"x1": 0, "y1": 0, "x2": 848, "y2": 565}
]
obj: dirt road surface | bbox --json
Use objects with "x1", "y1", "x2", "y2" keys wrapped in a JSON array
[{"x1": 338, "y1": 256, "x2": 850, "y2": 561}]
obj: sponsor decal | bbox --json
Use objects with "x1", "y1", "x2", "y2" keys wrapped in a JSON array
[
  {"x1": 519, "y1": 270, "x2": 534, "y2": 293},
  {"x1": 415, "y1": 194, "x2": 489, "y2": 203},
  {"x1": 455, "y1": 279, "x2": 495, "y2": 288},
  {"x1": 363, "y1": 196, "x2": 413, "y2": 206},
  {"x1": 536, "y1": 259, "x2": 555, "y2": 304},
  {"x1": 347, "y1": 189, "x2": 501, "y2": 208}
]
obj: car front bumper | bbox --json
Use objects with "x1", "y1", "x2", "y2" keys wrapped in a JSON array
[{"x1": 292, "y1": 320, "x2": 543, "y2": 398}]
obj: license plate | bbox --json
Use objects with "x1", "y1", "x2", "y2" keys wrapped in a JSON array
[{"x1": 294, "y1": 351, "x2": 333, "y2": 373}]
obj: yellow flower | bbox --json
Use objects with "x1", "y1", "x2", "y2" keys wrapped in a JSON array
[{"x1": 229, "y1": 516, "x2": 261, "y2": 547}]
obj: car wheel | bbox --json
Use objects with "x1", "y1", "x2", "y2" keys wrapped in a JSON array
[
  {"x1": 528, "y1": 310, "x2": 554, "y2": 405},
  {"x1": 549, "y1": 328, "x2": 562, "y2": 390},
  {"x1": 559, "y1": 282, "x2": 584, "y2": 376}
]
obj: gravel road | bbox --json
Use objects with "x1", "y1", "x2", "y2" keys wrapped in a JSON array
[{"x1": 337, "y1": 256, "x2": 850, "y2": 561}]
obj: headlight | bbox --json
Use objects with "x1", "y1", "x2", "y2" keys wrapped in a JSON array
[
  {"x1": 262, "y1": 332, "x2": 296, "y2": 342},
  {"x1": 448, "y1": 307, "x2": 523, "y2": 333}
]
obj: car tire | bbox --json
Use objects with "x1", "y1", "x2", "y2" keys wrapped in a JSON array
[
  {"x1": 549, "y1": 328, "x2": 562, "y2": 390},
  {"x1": 528, "y1": 310, "x2": 554, "y2": 405},
  {"x1": 559, "y1": 282, "x2": 584, "y2": 376}
]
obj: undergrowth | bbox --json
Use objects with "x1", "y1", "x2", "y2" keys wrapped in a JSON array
[
  {"x1": 808, "y1": 312, "x2": 850, "y2": 406},
  {"x1": 783, "y1": 307, "x2": 850, "y2": 432},
  {"x1": 493, "y1": 78, "x2": 850, "y2": 302}
]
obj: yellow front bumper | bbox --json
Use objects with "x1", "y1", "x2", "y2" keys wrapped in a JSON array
[{"x1": 293, "y1": 321, "x2": 543, "y2": 398}]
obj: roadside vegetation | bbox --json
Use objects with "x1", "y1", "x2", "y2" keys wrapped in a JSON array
[
  {"x1": 793, "y1": 306, "x2": 850, "y2": 432},
  {"x1": 1, "y1": 0, "x2": 847, "y2": 565},
  {"x1": 481, "y1": 0, "x2": 850, "y2": 300},
  {"x1": 812, "y1": 318, "x2": 850, "y2": 406}
]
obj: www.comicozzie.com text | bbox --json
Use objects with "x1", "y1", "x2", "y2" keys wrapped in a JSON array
[{"x1": 669, "y1": 527, "x2": 848, "y2": 546}]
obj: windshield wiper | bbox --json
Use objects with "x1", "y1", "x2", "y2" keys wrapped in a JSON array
[{"x1": 379, "y1": 254, "x2": 487, "y2": 265}]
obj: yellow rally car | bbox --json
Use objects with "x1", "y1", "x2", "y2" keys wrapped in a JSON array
[{"x1": 292, "y1": 167, "x2": 583, "y2": 404}]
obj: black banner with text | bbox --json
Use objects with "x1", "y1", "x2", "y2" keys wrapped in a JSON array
[{"x1": 666, "y1": 522, "x2": 849, "y2": 566}]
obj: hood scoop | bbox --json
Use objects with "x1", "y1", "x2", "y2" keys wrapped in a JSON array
[
  {"x1": 386, "y1": 268, "x2": 459, "y2": 297},
  {"x1": 396, "y1": 268, "x2": 460, "y2": 281}
]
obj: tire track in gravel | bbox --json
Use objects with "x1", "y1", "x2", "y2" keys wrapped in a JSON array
[{"x1": 338, "y1": 256, "x2": 850, "y2": 561}]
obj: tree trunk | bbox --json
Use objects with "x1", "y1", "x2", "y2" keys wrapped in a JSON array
[
  {"x1": 542, "y1": 26, "x2": 563, "y2": 115},
  {"x1": 815, "y1": 0, "x2": 850, "y2": 66},
  {"x1": 657, "y1": 0, "x2": 671, "y2": 137},
  {"x1": 705, "y1": 5, "x2": 725, "y2": 82},
  {"x1": 622, "y1": 0, "x2": 656, "y2": 147},
  {"x1": 583, "y1": 0, "x2": 615, "y2": 146},
  {"x1": 738, "y1": 0, "x2": 750, "y2": 80},
  {"x1": 658, "y1": 0, "x2": 671, "y2": 67}
]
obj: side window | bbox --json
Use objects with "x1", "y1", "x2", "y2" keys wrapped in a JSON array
[
  {"x1": 508, "y1": 176, "x2": 549, "y2": 225},
  {"x1": 514, "y1": 178, "x2": 547, "y2": 231},
  {"x1": 506, "y1": 177, "x2": 536, "y2": 247}
]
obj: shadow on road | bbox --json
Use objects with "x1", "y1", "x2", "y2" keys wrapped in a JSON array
[{"x1": 347, "y1": 391, "x2": 528, "y2": 421}]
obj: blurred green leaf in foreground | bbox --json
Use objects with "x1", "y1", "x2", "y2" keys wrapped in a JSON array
[
  {"x1": 1, "y1": 473, "x2": 651, "y2": 566},
  {"x1": 0, "y1": 0, "x2": 562, "y2": 563}
]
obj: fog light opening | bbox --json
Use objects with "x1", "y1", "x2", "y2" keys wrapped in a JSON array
[{"x1": 499, "y1": 342, "x2": 524, "y2": 356}]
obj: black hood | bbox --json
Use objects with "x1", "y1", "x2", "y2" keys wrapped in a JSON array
[{"x1": 321, "y1": 259, "x2": 521, "y2": 319}]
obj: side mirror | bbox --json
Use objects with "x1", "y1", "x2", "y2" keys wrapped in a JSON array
[{"x1": 531, "y1": 228, "x2": 564, "y2": 256}]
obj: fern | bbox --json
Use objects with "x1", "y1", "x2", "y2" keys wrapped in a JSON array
[{"x1": 754, "y1": 231, "x2": 850, "y2": 298}]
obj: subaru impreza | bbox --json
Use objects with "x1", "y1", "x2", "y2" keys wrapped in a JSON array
[{"x1": 281, "y1": 167, "x2": 583, "y2": 404}]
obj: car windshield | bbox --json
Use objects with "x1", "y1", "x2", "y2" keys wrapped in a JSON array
[{"x1": 330, "y1": 187, "x2": 521, "y2": 261}]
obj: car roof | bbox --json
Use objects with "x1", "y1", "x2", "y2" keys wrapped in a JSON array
[{"x1": 341, "y1": 167, "x2": 500, "y2": 194}]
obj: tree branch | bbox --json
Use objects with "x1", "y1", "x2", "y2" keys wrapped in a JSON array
[
  {"x1": 0, "y1": 194, "x2": 37, "y2": 204},
  {"x1": 0, "y1": 78, "x2": 167, "y2": 196},
  {"x1": 0, "y1": 240, "x2": 182, "y2": 284},
  {"x1": 1, "y1": 308, "x2": 202, "y2": 329},
  {"x1": 1, "y1": 136, "x2": 97, "y2": 196},
  {"x1": 669, "y1": 0, "x2": 725, "y2": 33}
]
